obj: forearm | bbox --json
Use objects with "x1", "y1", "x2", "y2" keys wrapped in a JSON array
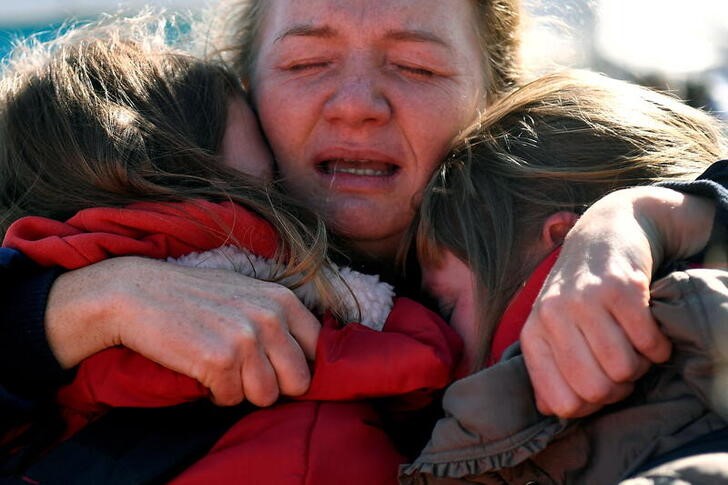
[
  {"x1": 44, "y1": 262, "x2": 125, "y2": 369},
  {"x1": 41, "y1": 255, "x2": 320, "y2": 407},
  {"x1": 658, "y1": 160, "x2": 728, "y2": 266},
  {"x1": 631, "y1": 186, "x2": 715, "y2": 268},
  {"x1": 576, "y1": 186, "x2": 715, "y2": 278},
  {"x1": 521, "y1": 166, "x2": 725, "y2": 418}
]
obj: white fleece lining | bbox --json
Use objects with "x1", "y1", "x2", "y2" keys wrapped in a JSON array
[{"x1": 169, "y1": 245, "x2": 394, "y2": 331}]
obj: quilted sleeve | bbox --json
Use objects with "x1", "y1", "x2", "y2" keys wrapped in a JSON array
[{"x1": 301, "y1": 297, "x2": 462, "y2": 403}]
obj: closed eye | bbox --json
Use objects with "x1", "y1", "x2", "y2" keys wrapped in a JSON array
[
  {"x1": 286, "y1": 61, "x2": 331, "y2": 72},
  {"x1": 396, "y1": 64, "x2": 436, "y2": 78},
  {"x1": 436, "y1": 298, "x2": 455, "y2": 321}
]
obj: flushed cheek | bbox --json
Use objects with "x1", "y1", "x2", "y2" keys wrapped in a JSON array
[
  {"x1": 390, "y1": 81, "x2": 481, "y2": 153},
  {"x1": 254, "y1": 86, "x2": 323, "y2": 169}
]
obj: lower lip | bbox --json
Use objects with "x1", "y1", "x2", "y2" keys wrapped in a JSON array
[{"x1": 315, "y1": 165, "x2": 399, "y2": 192}]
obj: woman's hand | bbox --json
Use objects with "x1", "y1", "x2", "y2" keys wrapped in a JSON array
[
  {"x1": 521, "y1": 187, "x2": 715, "y2": 418},
  {"x1": 45, "y1": 256, "x2": 321, "y2": 407}
]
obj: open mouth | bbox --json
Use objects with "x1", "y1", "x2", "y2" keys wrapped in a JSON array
[{"x1": 317, "y1": 159, "x2": 399, "y2": 177}]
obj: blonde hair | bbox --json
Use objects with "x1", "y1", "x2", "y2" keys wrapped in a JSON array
[
  {"x1": 0, "y1": 15, "x2": 347, "y2": 316},
  {"x1": 208, "y1": 0, "x2": 521, "y2": 99},
  {"x1": 416, "y1": 70, "x2": 726, "y2": 366}
]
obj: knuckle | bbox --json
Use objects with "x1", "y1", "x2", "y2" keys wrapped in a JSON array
[
  {"x1": 578, "y1": 381, "x2": 611, "y2": 405},
  {"x1": 599, "y1": 347, "x2": 640, "y2": 383},
  {"x1": 625, "y1": 270, "x2": 650, "y2": 290},
  {"x1": 520, "y1": 331, "x2": 548, "y2": 366},
  {"x1": 537, "y1": 307, "x2": 567, "y2": 335},
  {"x1": 634, "y1": 332, "x2": 659, "y2": 352},
  {"x1": 606, "y1": 359, "x2": 639, "y2": 383},
  {"x1": 550, "y1": 397, "x2": 580, "y2": 418},
  {"x1": 250, "y1": 388, "x2": 279, "y2": 407},
  {"x1": 532, "y1": 299, "x2": 561, "y2": 326},
  {"x1": 535, "y1": 398, "x2": 551, "y2": 416},
  {"x1": 253, "y1": 307, "x2": 285, "y2": 333},
  {"x1": 267, "y1": 284, "x2": 297, "y2": 304},
  {"x1": 212, "y1": 391, "x2": 241, "y2": 407},
  {"x1": 603, "y1": 270, "x2": 649, "y2": 301},
  {"x1": 207, "y1": 378, "x2": 244, "y2": 407},
  {"x1": 227, "y1": 325, "x2": 259, "y2": 350},
  {"x1": 199, "y1": 347, "x2": 237, "y2": 374},
  {"x1": 283, "y1": 373, "x2": 311, "y2": 397},
  {"x1": 246, "y1": 375, "x2": 280, "y2": 407},
  {"x1": 519, "y1": 327, "x2": 537, "y2": 353},
  {"x1": 632, "y1": 331, "x2": 668, "y2": 360}
]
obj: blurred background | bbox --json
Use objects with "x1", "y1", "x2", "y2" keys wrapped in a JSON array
[
  {"x1": 0, "y1": 0, "x2": 727, "y2": 119},
  {"x1": 521, "y1": 0, "x2": 728, "y2": 120}
]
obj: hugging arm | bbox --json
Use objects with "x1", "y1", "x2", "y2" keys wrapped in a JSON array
[
  {"x1": 521, "y1": 161, "x2": 728, "y2": 418},
  {"x1": 0, "y1": 254, "x2": 321, "y2": 407},
  {"x1": 56, "y1": 297, "x2": 460, "y2": 421},
  {"x1": 0, "y1": 249, "x2": 71, "y2": 398}
]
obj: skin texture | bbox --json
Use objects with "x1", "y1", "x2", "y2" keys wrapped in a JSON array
[
  {"x1": 251, "y1": 0, "x2": 485, "y2": 259},
  {"x1": 46, "y1": 257, "x2": 322, "y2": 407},
  {"x1": 221, "y1": 96, "x2": 274, "y2": 181}
]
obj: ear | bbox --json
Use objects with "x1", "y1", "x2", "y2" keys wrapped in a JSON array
[{"x1": 540, "y1": 211, "x2": 579, "y2": 250}]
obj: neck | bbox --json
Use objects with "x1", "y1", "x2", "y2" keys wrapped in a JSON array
[
  {"x1": 334, "y1": 234, "x2": 402, "y2": 271},
  {"x1": 331, "y1": 236, "x2": 421, "y2": 292}
]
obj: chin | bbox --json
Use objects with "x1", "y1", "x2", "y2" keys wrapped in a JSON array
[{"x1": 328, "y1": 213, "x2": 391, "y2": 238}]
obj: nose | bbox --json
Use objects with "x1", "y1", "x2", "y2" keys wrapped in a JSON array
[{"x1": 322, "y1": 64, "x2": 391, "y2": 127}]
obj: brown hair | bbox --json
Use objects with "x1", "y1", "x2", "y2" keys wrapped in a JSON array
[
  {"x1": 208, "y1": 0, "x2": 521, "y2": 98},
  {"x1": 416, "y1": 70, "x2": 726, "y2": 366},
  {"x1": 0, "y1": 16, "x2": 344, "y2": 313}
]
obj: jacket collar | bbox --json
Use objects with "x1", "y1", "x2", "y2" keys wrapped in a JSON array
[{"x1": 487, "y1": 248, "x2": 561, "y2": 366}]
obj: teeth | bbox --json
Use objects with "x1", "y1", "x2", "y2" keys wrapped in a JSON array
[
  {"x1": 326, "y1": 159, "x2": 393, "y2": 176},
  {"x1": 333, "y1": 167, "x2": 388, "y2": 176}
]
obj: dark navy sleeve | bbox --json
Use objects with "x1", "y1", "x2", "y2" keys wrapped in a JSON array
[
  {"x1": 657, "y1": 159, "x2": 728, "y2": 233},
  {"x1": 0, "y1": 248, "x2": 73, "y2": 398}
]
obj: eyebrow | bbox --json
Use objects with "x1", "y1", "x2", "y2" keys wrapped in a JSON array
[
  {"x1": 274, "y1": 25, "x2": 336, "y2": 43},
  {"x1": 275, "y1": 24, "x2": 450, "y2": 50},
  {"x1": 383, "y1": 29, "x2": 449, "y2": 48}
]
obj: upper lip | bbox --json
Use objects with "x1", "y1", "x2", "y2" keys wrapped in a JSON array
[{"x1": 313, "y1": 147, "x2": 402, "y2": 168}]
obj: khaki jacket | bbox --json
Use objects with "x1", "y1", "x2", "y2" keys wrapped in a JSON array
[{"x1": 401, "y1": 269, "x2": 728, "y2": 485}]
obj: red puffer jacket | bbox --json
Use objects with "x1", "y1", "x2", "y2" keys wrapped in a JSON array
[{"x1": 4, "y1": 200, "x2": 462, "y2": 485}]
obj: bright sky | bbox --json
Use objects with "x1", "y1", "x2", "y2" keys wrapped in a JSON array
[
  {"x1": 595, "y1": 0, "x2": 728, "y2": 75},
  {"x1": 0, "y1": 0, "x2": 207, "y2": 25},
  {"x1": 2, "y1": 0, "x2": 727, "y2": 79}
]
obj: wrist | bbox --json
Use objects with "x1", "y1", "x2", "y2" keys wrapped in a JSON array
[
  {"x1": 629, "y1": 186, "x2": 714, "y2": 263},
  {"x1": 45, "y1": 257, "x2": 145, "y2": 367},
  {"x1": 573, "y1": 188, "x2": 658, "y2": 277}
]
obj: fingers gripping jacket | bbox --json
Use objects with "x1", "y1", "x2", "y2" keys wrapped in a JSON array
[{"x1": 169, "y1": 245, "x2": 395, "y2": 330}]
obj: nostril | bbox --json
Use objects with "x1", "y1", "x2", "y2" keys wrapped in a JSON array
[
  {"x1": 323, "y1": 101, "x2": 391, "y2": 125},
  {"x1": 323, "y1": 78, "x2": 391, "y2": 124}
]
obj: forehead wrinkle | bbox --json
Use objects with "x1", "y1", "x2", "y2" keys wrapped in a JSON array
[
  {"x1": 383, "y1": 29, "x2": 451, "y2": 50},
  {"x1": 273, "y1": 23, "x2": 452, "y2": 53}
]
